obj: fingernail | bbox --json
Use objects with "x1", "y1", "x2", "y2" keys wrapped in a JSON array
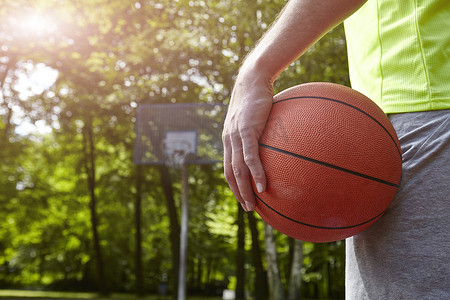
[
  {"x1": 241, "y1": 202, "x2": 249, "y2": 212},
  {"x1": 245, "y1": 201, "x2": 255, "y2": 211},
  {"x1": 256, "y1": 183, "x2": 264, "y2": 193}
]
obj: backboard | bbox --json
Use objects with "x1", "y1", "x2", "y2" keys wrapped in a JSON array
[{"x1": 133, "y1": 103, "x2": 226, "y2": 166}]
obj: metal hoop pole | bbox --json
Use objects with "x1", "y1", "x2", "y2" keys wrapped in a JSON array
[{"x1": 177, "y1": 162, "x2": 189, "y2": 300}]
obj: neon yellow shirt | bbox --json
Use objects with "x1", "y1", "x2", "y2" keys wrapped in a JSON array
[{"x1": 344, "y1": 0, "x2": 450, "y2": 114}]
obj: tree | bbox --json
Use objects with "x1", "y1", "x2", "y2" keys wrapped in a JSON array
[
  {"x1": 264, "y1": 223, "x2": 284, "y2": 300},
  {"x1": 235, "y1": 205, "x2": 246, "y2": 300},
  {"x1": 0, "y1": 0, "x2": 351, "y2": 297},
  {"x1": 134, "y1": 165, "x2": 144, "y2": 295},
  {"x1": 158, "y1": 165, "x2": 181, "y2": 294},
  {"x1": 247, "y1": 212, "x2": 268, "y2": 300},
  {"x1": 288, "y1": 239, "x2": 303, "y2": 300}
]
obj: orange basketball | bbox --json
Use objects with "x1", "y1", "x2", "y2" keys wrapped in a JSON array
[{"x1": 253, "y1": 82, "x2": 402, "y2": 243}]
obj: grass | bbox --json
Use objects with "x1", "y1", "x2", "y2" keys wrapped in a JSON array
[{"x1": 0, "y1": 290, "x2": 221, "y2": 300}]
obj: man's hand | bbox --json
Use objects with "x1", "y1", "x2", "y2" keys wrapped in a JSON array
[{"x1": 222, "y1": 67, "x2": 273, "y2": 212}]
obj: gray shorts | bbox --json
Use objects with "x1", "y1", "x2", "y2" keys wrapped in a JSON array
[{"x1": 346, "y1": 109, "x2": 450, "y2": 299}]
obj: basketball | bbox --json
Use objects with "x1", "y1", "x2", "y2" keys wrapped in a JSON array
[{"x1": 253, "y1": 82, "x2": 402, "y2": 243}]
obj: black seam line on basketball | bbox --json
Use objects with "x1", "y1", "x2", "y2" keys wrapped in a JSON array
[
  {"x1": 259, "y1": 143, "x2": 399, "y2": 188},
  {"x1": 274, "y1": 96, "x2": 402, "y2": 159},
  {"x1": 254, "y1": 192, "x2": 386, "y2": 230}
]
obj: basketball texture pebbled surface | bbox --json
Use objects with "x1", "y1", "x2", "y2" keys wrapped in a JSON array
[{"x1": 253, "y1": 82, "x2": 402, "y2": 243}]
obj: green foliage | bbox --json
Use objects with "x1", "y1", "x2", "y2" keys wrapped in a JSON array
[{"x1": 1, "y1": 0, "x2": 350, "y2": 298}]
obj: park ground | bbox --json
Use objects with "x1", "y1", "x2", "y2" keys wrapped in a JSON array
[
  {"x1": 0, "y1": 290, "x2": 335, "y2": 300},
  {"x1": 0, "y1": 290, "x2": 219, "y2": 300}
]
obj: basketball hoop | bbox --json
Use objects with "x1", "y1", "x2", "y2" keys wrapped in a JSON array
[{"x1": 162, "y1": 130, "x2": 198, "y2": 169}]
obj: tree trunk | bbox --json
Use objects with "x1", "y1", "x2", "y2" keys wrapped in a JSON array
[
  {"x1": 264, "y1": 222, "x2": 284, "y2": 300},
  {"x1": 235, "y1": 205, "x2": 246, "y2": 300},
  {"x1": 135, "y1": 165, "x2": 144, "y2": 296},
  {"x1": 82, "y1": 121, "x2": 107, "y2": 295},
  {"x1": 288, "y1": 239, "x2": 303, "y2": 300},
  {"x1": 195, "y1": 256, "x2": 203, "y2": 290},
  {"x1": 318, "y1": 244, "x2": 329, "y2": 299},
  {"x1": 247, "y1": 212, "x2": 268, "y2": 300},
  {"x1": 158, "y1": 164, "x2": 180, "y2": 295}
]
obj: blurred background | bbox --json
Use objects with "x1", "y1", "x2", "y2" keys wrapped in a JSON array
[{"x1": 0, "y1": 0, "x2": 351, "y2": 299}]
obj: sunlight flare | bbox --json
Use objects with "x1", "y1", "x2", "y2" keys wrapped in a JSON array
[{"x1": 10, "y1": 12, "x2": 58, "y2": 36}]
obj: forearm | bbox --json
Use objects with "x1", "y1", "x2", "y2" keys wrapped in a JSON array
[{"x1": 242, "y1": 0, "x2": 367, "y2": 83}]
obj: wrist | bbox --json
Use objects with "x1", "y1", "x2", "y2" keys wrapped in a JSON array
[{"x1": 239, "y1": 55, "x2": 279, "y2": 86}]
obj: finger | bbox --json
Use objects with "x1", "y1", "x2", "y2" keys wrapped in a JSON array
[
  {"x1": 230, "y1": 133, "x2": 256, "y2": 211},
  {"x1": 240, "y1": 128, "x2": 266, "y2": 194},
  {"x1": 223, "y1": 134, "x2": 249, "y2": 211}
]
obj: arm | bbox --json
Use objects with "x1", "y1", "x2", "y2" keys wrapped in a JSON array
[{"x1": 222, "y1": 0, "x2": 367, "y2": 212}]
